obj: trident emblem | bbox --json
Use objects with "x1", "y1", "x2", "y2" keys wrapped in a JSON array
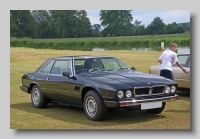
[{"x1": 149, "y1": 88, "x2": 153, "y2": 94}]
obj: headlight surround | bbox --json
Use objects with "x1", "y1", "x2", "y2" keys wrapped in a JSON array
[
  {"x1": 170, "y1": 86, "x2": 176, "y2": 93},
  {"x1": 165, "y1": 86, "x2": 171, "y2": 94},
  {"x1": 117, "y1": 90, "x2": 124, "y2": 98},
  {"x1": 125, "y1": 90, "x2": 132, "y2": 98}
]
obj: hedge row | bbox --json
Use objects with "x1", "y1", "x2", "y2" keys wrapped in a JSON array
[{"x1": 10, "y1": 38, "x2": 190, "y2": 51}]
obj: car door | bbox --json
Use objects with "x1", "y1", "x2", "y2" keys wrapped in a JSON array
[
  {"x1": 47, "y1": 59, "x2": 74, "y2": 103},
  {"x1": 37, "y1": 59, "x2": 74, "y2": 103},
  {"x1": 172, "y1": 54, "x2": 190, "y2": 88},
  {"x1": 36, "y1": 59, "x2": 55, "y2": 96},
  {"x1": 182, "y1": 55, "x2": 190, "y2": 88}
]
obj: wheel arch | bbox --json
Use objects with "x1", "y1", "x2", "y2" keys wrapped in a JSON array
[
  {"x1": 81, "y1": 86, "x2": 102, "y2": 103},
  {"x1": 29, "y1": 82, "x2": 40, "y2": 93}
]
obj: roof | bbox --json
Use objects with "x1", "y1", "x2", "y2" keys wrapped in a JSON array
[{"x1": 51, "y1": 55, "x2": 114, "y2": 60}]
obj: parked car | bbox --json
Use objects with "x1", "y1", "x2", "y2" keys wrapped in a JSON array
[
  {"x1": 149, "y1": 53, "x2": 190, "y2": 89},
  {"x1": 20, "y1": 56, "x2": 179, "y2": 121}
]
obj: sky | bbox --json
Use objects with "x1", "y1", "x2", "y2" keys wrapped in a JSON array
[{"x1": 86, "y1": 10, "x2": 190, "y2": 27}]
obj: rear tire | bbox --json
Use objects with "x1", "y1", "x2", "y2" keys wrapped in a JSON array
[
  {"x1": 84, "y1": 90, "x2": 107, "y2": 121},
  {"x1": 146, "y1": 102, "x2": 166, "y2": 114},
  {"x1": 31, "y1": 85, "x2": 48, "y2": 108}
]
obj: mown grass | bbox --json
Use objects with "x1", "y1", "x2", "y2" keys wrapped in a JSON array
[{"x1": 10, "y1": 47, "x2": 190, "y2": 129}]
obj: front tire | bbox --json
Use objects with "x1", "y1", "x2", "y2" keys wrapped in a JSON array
[
  {"x1": 84, "y1": 90, "x2": 107, "y2": 121},
  {"x1": 31, "y1": 85, "x2": 48, "y2": 108}
]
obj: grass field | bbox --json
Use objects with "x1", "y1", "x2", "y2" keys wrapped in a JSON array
[{"x1": 10, "y1": 47, "x2": 190, "y2": 129}]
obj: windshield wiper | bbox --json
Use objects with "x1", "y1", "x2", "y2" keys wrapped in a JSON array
[{"x1": 90, "y1": 68, "x2": 112, "y2": 73}]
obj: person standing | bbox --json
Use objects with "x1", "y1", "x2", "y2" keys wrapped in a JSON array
[{"x1": 158, "y1": 43, "x2": 188, "y2": 80}]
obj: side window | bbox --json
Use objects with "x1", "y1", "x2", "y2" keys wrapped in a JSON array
[
  {"x1": 39, "y1": 60, "x2": 54, "y2": 74},
  {"x1": 173, "y1": 55, "x2": 189, "y2": 67},
  {"x1": 177, "y1": 55, "x2": 189, "y2": 66},
  {"x1": 50, "y1": 60, "x2": 72, "y2": 75}
]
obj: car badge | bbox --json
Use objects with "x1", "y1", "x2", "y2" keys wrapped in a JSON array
[
  {"x1": 148, "y1": 82, "x2": 150, "y2": 84},
  {"x1": 149, "y1": 88, "x2": 153, "y2": 94}
]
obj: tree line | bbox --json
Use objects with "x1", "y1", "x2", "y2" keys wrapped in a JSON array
[{"x1": 10, "y1": 10, "x2": 190, "y2": 39}]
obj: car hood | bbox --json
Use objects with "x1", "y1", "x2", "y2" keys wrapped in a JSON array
[{"x1": 78, "y1": 70, "x2": 175, "y2": 89}]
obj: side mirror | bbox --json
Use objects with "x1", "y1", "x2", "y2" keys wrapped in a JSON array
[
  {"x1": 63, "y1": 72, "x2": 76, "y2": 80},
  {"x1": 63, "y1": 71, "x2": 70, "y2": 77},
  {"x1": 131, "y1": 66, "x2": 136, "y2": 71}
]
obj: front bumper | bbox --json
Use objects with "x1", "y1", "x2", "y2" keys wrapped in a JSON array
[
  {"x1": 104, "y1": 94, "x2": 179, "y2": 108},
  {"x1": 20, "y1": 86, "x2": 30, "y2": 93}
]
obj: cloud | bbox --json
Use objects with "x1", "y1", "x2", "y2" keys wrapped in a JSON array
[
  {"x1": 86, "y1": 10, "x2": 190, "y2": 27},
  {"x1": 131, "y1": 10, "x2": 190, "y2": 27}
]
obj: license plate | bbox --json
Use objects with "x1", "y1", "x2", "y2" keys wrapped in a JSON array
[{"x1": 141, "y1": 102, "x2": 162, "y2": 110}]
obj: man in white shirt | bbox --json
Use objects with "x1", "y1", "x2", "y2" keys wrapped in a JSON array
[{"x1": 158, "y1": 43, "x2": 188, "y2": 80}]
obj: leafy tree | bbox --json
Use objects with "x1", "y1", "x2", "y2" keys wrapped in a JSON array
[
  {"x1": 100, "y1": 10, "x2": 133, "y2": 36},
  {"x1": 172, "y1": 22, "x2": 178, "y2": 27},
  {"x1": 137, "y1": 25, "x2": 146, "y2": 35},
  {"x1": 32, "y1": 10, "x2": 57, "y2": 38},
  {"x1": 147, "y1": 16, "x2": 165, "y2": 35},
  {"x1": 133, "y1": 20, "x2": 142, "y2": 35},
  {"x1": 49, "y1": 10, "x2": 92, "y2": 38},
  {"x1": 75, "y1": 10, "x2": 92, "y2": 37},
  {"x1": 177, "y1": 26, "x2": 185, "y2": 33},
  {"x1": 92, "y1": 24, "x2": 102, "y2": 31},
  {"x1": 92, "y1": 24, "x2": 102, "y2": 37},
  {"x1": 10, "y1": 11, "x2": 19, "y2": 37},
  {"x1": 10, "y1": 10, "x2": 38, "y2": 38},
  {"x1": 163, "y1": 24, "x2": 177, "y2": 34},
  {"x1": 181, "y1": 23, "x2": 190, "y2": 32},
  {"x1": 49, "y1": 10, "x2": 78, "y2": 38}
]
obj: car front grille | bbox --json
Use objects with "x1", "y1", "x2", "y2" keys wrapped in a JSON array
[{"x1": 134, "y1": 85, "x2": 166, "y2": 97}]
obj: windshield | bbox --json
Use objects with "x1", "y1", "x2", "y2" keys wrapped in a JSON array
[{"x1": 74, "y1": 57, "x2": 130, "y2": 75}]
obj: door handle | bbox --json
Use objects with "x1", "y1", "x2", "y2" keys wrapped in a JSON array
[{"x1": 46, "y1": 78, "x2": 49, "y2": 80}]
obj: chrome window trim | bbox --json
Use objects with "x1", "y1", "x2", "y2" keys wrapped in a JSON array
[{"x1": 71, "y1": 58, "x2": 75, "y2": 76}]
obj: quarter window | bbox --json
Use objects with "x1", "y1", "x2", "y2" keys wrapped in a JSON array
[{"x1": 39, "y1": 60, "x2": 54, "y2": 74}]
